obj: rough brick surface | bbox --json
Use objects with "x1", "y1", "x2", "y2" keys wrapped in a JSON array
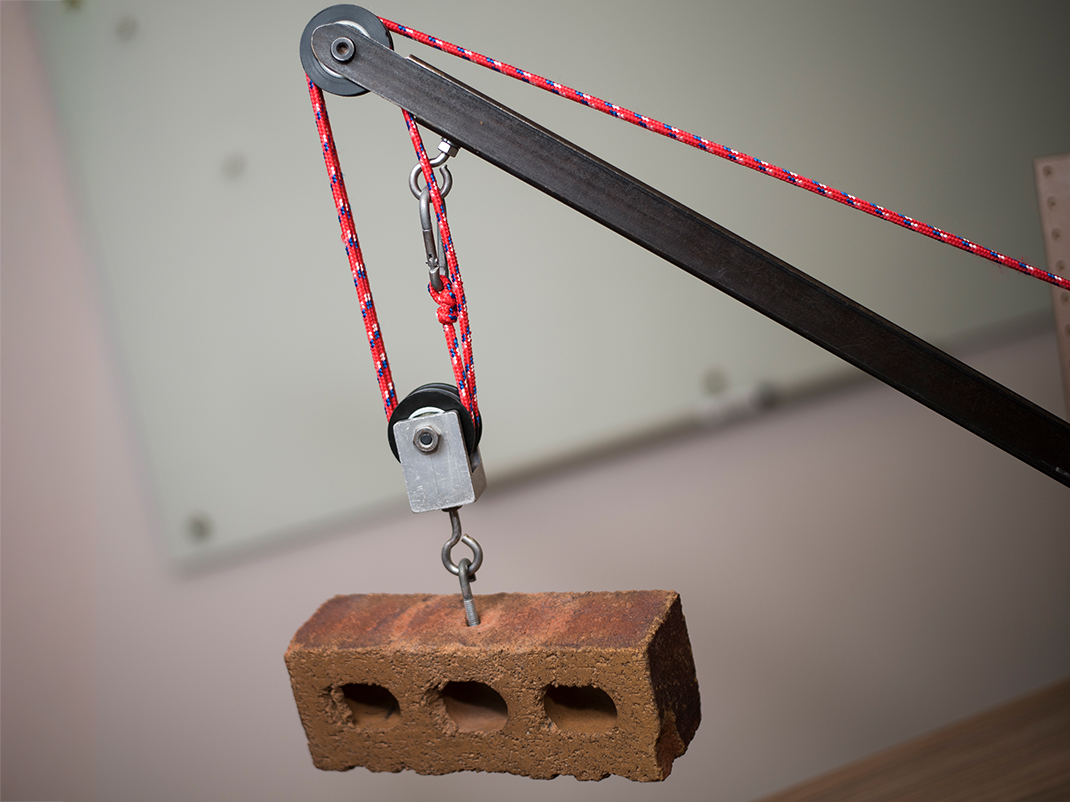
[{"x1": 285, "y1": 591, "x2": 700, "y2": 781}]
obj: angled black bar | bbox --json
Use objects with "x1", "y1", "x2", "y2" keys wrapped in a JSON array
[{"x1": 311, "y1": 26, "x2": 1070, "y2": 488}]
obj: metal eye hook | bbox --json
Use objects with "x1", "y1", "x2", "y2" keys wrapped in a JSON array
[
  {"x1": 442, "y1": 507, "x2": 482, "y2": 627},
  {"x1": 409, "y1": 162, "x2": 452, "y2": 200},
  {"x1": 441, "y1": 507, "x2": 483, "y2": 577}
]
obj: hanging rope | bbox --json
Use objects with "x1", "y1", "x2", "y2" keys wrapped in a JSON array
[
  {"x1": 402, "y1": 110, "x2": 480, "y2": 426},
  {"x1": 379, "y1": 17, "x2": 1070, "y2": 294},
  {"x1": 307, "y1": 76, "x2": 479, "y2": 424},
  {"x1": 307, "y1": 76, "x2": 397, "y2": 417}
]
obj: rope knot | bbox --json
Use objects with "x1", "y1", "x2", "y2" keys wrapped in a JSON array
[
  {"x1": 437, "y1": 303, "x2": 458, "y2": 325},
  {"x1": 431, "y1": 284, "x2": 458, "y2": 324}
]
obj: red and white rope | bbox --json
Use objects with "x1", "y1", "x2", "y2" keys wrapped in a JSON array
[
  {"x1": 307, "y1": 77, "x2": 398, "y2": 417},
  {"x1": 310, "y1": 18, "x2": 1067, "y2": 420},
  {"x1": 307, "y1": 77, "x2": 479, "y2": 423},
  {"x1": 402, "y1": 110, "x2": 480, "y2": 426},
  {"x1": 380, "y1": 17, "x2": 1070, "y2": 294}
]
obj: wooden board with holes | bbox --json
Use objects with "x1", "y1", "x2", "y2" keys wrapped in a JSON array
[{"x1": 1036, "y1": 154, "x2": 1070, "y2": 418}]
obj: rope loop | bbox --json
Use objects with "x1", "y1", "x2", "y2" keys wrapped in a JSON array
[{"x1": 306, "y1": 78, "x2": 481, "y2": 424}]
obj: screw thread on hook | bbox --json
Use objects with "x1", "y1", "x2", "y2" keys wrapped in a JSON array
[
  {"x1": 457, "y1": 557, "x2": 480, "y2": 626},
  {"x1": 443, "y1": 508, "x2": 482, "y2": 627},
  {"x1": 463, "y1": 597, "x2": 479, "y2": 626}
]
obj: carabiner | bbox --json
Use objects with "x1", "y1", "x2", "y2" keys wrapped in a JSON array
[{"x1": 419, "y1": 186, "x2": 446, "y2": 291}]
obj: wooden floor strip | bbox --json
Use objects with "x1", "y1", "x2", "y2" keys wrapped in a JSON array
[{"x1": 753, "y1": 678, "x2": 1070, "y2": 802}]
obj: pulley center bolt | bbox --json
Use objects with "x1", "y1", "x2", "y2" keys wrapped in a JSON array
[
  {"x1": 331, "y1": 37, "x2": 355, "y2": 63},
  {"x1": 413, "y1": 425, "x2": 440, "y2": 453}
]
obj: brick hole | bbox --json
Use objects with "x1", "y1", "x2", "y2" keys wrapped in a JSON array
[
  {"x1": 439, "y1": 681, "x2": 508, "y2": 731},
  {"x1": 340, "y1": 683, "x2": 400, "y2": 729},
  {"x1": 544, "y1": 685, "x2": 618, "y2": 733}
]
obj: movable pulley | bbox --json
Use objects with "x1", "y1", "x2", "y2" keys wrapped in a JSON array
[
  {"x1": 387, "y1": 383, "x2": 484, "y2": 513},
  {"x1": 389, "y1": 383, "x2": 486, "y2": 625}
]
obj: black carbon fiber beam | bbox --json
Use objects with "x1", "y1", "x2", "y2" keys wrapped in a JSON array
[{"x1": 311, "y1": 25, "x2": 1070, "y2": 487}]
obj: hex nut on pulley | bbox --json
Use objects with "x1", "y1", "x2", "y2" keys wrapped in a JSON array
[
  {"x1": 388, "y1": 383, "x2": 481, "y2": 461},
  {"x1": 413, "y1": 425, "x2": 440, "y2": 453}
]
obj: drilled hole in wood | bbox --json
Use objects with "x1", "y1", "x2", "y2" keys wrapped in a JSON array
[
  {"x1": 544, "y1": 685, "x2": 618, "y2": 733},
  {"x1": 341, "y1": 683, "x2": 400, "y2": 729},
  {"x1": 439, "y1": 681, "x2": 508, "y2": 731}
]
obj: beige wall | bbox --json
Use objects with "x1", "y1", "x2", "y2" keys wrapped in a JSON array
[
  {"x1": 2, "y1": 4, "x2": 100, "y2": 800},
  {"x1": 3, "y1": 3, "x2": 1069, "y2": 801}
]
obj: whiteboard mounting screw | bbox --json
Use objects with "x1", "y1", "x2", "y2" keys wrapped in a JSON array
[
  {"x1": 188, "y1": 513, "x2": 212, "y2": 541},
  {"x1": 116, "y1": 14, "x2": 138, "y2": 41}
]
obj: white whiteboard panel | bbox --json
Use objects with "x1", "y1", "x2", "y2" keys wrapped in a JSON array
[{"x1": 31, "y1": 0, "x2": 1066, "y2": 565}]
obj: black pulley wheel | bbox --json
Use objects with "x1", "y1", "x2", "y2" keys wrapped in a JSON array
[
  {"x1": 388, "y1": 383, "x2": 481, "y2": 461},
  {"x1": 300, "y1": 5, "x2": 392, "y2": 96}
]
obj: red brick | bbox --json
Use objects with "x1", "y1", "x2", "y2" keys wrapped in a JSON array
[{"x1": 285, "y1": 590, "x2": 700, "y2": 781}]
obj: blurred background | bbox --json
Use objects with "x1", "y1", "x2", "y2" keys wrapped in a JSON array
[{"x1": 3, "y1": 1, "x2": 1069, "y2": 800}]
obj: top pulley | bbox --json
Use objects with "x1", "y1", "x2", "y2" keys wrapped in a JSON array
[{"x1": 300, "y1": 4, "x2": 392, "y2": 96}]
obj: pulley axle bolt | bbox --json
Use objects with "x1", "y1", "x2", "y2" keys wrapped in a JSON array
[
  {"x1": 413, "y1": 425, "x2": 440, "y2": 453},
  {"x1": 331, "y1": 36, "x2": 355, "y2": 63}
]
